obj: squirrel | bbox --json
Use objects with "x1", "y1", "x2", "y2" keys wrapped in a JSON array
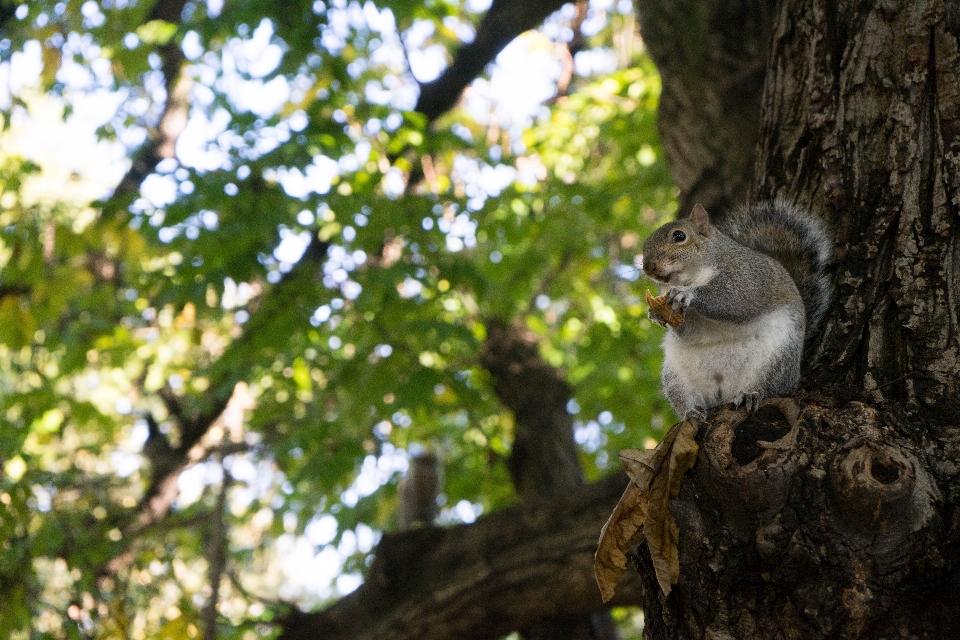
[{"x1": 640, "y1": 200, "x2": 833, "y2": 418}]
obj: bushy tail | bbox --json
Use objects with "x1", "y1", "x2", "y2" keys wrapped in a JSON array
[{"x1": 721, "y1": 200, "x2": 834, "y2": 339}]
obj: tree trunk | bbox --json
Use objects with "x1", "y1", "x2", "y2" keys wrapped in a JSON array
[
  {"x1": 636, "y1": 0, "x2": 775, "y2": 214},
  {"x1": 634, "y1": 0, "x2": 960, "y2": 637}
]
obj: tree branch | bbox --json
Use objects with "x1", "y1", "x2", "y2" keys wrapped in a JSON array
[
  {"x1": 100, "y1": 239, "x2": 329, "y2": 578},
  {"x1": 202, "y1": 466, "x2": 231, "y2": 640},
  {"x1": 550, "y1": 0, "x2": 589, "y2": 103},
  {"x1": 481, "y1": 319, "x2": 621, "y2": 640},
  {"x1": 277, "y1": 473, "x2": 642, "y2": 640},
  {"x1": 112, "y1": 0, "x2": 192, "y2": 199},
  {"x1": 415, "y1": 0, "x2": 570, "y2": 122}
]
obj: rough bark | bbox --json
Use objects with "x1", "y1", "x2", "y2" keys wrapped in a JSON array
[
  {"x1": 633, "y1": 399, "x2": 954, "y2": 639},
  {"x1": 277, "y1": 473, "x2": 643, "y2": 640},
  {"x1": 632, "y1": 0, "x2": 960, "y2": 638},
  {"x1": 752, "y1": 0, "x2": 960, "y2": 413}
]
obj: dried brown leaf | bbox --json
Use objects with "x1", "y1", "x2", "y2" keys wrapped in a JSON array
[
  {"x1": 595, "y1": 481, "x2": 648, "y2": 602},
  {"x1": 619, "y1": 447, "x2": 658, "y2": 488},
  {"x1": 595, "y1": 418, "x2": 700, "y2": 602},
  {"x1": 644, "y1": 418, "x2": 699, "y2": 596}
]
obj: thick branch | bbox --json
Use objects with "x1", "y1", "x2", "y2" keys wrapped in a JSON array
[
  {"x1": 202, "y1": 468, "x2": 231, "y2": 640},
  {"x1": 277, "y1": 473, "x2": 642, "y2": 640},
  {"x1": 480, "y1": 320, "x2": 620, "y2": 640},
  {"x1": 481, "y1": 318, "x2": 583, "y2": 500}
]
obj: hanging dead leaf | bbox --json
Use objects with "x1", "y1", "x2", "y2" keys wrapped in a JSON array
[
  {"x1": 619, "y1": 447, "x2": 658, "y2": 487},
  {"x1": 644, "y1": 418, "x2": 699, "y2": 596},
  {"x1": 594, "y1": 418, "x2": 700, "y2": 602},
  {"x1": 594, "y1": 481, "x2": 648, "y2": 603}
]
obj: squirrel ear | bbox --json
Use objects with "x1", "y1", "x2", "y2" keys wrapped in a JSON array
[{"x1": 690, "y1": 204, "x2": 714, "y2": 237}]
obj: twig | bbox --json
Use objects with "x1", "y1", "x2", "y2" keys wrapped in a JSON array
[
  {"x1": 111, "y1": 0, "x2": 192, "y2": 201},
  {"x1": 202, "y1": 465, "x2": 232, "y2": 640}
]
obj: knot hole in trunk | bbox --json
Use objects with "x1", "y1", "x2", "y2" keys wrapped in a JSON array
[{"x1": 700, "y1": 398, "x2": 801, "y2": 537}]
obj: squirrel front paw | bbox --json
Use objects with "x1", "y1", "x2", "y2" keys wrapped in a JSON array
[
  {"x1": 733, "y1": 391, "x2": 762, "y2": 413},
  {"x1": 666, "y1": 287, "x2": 694, "y2": 312}
]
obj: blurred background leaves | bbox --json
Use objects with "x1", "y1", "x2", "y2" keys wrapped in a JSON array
[{"x1": 0, "y1": 0, "x2": 675, "y2": 637}]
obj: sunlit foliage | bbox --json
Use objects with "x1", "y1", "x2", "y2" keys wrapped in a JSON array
[{"x1": 0, "y1": 0, "x2": 675, "y2": 637}]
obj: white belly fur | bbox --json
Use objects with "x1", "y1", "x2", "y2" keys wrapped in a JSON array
[{"x1": 662, "y1": 306, "x2": 801, "y2": 407}]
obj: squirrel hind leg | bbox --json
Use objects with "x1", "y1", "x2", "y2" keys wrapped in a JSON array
[
  {"x1": 686, "y1": 405, "x2": 708, "y2": 420},
  {"x1": 733, "y1": 390, "x2": 763, "y2": 414},
  {"x1": 663, "y1": 370, "x2": 706, "y2": 419}
]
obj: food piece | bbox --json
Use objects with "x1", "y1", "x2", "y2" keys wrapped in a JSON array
[{"x1": 646, "y1": 290, "x2": 685, "y2": 327}]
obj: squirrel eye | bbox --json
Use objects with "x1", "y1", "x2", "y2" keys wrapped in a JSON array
[{"x1": 671, "y1": 229, "x2": 687, "y2": 243}]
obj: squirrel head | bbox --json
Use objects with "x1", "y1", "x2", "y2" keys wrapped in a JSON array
[{"x1": 640, "y1": 204, "x2": 716, "y2": 285}]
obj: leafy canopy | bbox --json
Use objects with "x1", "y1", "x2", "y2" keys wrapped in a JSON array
[{"x1": 0, "y1": 0, "x2": 675, "y2": 637}]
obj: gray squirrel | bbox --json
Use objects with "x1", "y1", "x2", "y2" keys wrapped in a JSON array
[{"x1": 641, "y1": 200, "x2": 833, "y2": 418}]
